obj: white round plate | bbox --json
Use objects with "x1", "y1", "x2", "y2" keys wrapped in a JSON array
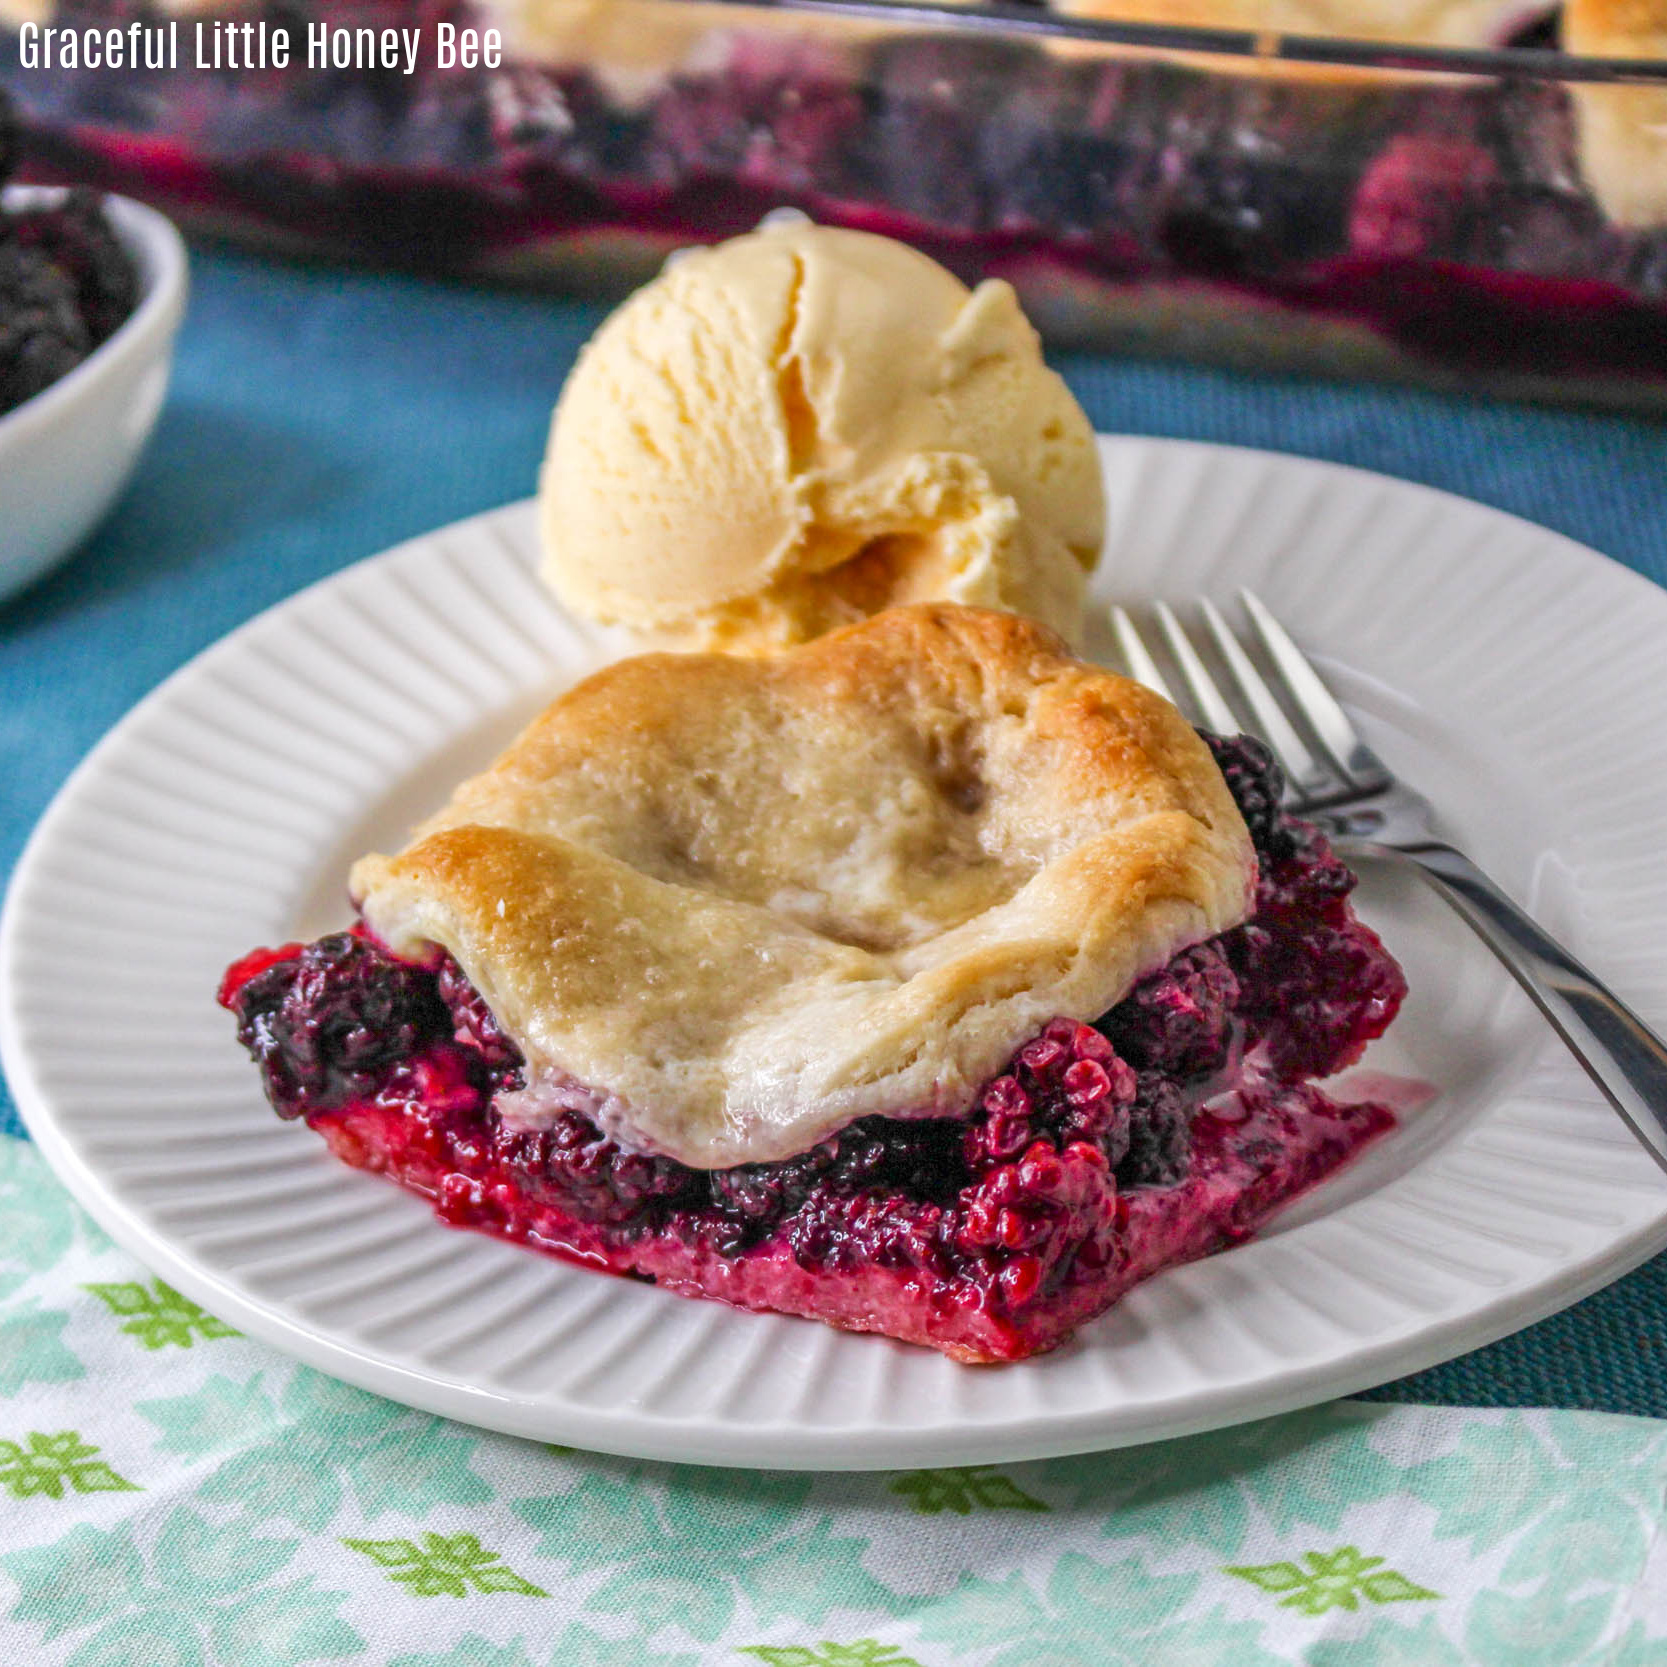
[{"x1": 5, "y1": 438, "x2": 1667, "y2": 1470}]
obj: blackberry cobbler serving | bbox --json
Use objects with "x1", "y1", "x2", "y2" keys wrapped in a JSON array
[{"x1": 220, "y1": 603, "x2": 1407, "y2": 1362}]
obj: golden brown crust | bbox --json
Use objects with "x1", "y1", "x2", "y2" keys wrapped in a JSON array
[
  {"x1": 1564, "y1": 0, "x2": 1667, "y2": 49},
  {"x1": 352, "y1": 604, "x2": 1254, "y2": 1168}
]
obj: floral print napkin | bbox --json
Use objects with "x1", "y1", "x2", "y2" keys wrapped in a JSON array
[{"x1": 1, "y1": 1132, "x2": 1663, "y2": 1667}]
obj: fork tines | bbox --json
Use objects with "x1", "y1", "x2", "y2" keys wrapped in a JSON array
[{"x1": 1109, "y1": 592, "x2": 1391, "y2": 810}]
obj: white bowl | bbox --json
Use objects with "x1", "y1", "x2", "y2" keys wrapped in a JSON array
[{"x1": 0, "y1": 187, "x2": 188, "y2": 603}]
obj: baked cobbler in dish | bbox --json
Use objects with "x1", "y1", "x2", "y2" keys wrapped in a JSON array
[
  {"x1": 221, "y1": 604, "x2": 1406, "y2": 1362},
  {"x1": 11, "y1": 0, "x2": 1667, "y2": 404}
]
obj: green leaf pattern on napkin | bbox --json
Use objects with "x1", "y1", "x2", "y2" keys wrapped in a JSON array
[
  {"x1": 738, "y1": 1644, "x2": 923, "y2": 1666},
  {"x1": 0, "y1": 1133, "x2": 1662, "y2": 1666},
  {"x1": 342, "y1": 1534, "x2": 546, "y2": 1599},
  {"x1": 1225, "y1": 1546, "x2": 1439, "y2": 1615},
  {"x1": 83, "y1": 1281, "x2": 240, "y2": 1350},
  {"x1": 887, "y1": 1467, "x2": 1048, "y2": 1515},
  {"x1": 0, "y1": 1432, "x2": 140, "y2": 1501}
]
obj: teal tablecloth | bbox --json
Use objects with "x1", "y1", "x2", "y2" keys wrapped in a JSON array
[{"x1": 2, "y1": 247, "x2": 1665, "y2": 1426}]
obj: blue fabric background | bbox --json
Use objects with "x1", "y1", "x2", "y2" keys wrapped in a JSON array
[{"x1": 2, "y1": 247, "x2": 1664, "y2": 1416}]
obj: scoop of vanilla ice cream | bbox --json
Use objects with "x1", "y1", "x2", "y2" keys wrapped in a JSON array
[{"x1": 538, "y1": 221, "x2": 1105, "y2": 650}]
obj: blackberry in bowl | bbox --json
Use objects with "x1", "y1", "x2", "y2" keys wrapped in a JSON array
[
  {"x1": 0, "y1": 90, "x2": 187, "y2": 602},
  {"x1": 220, "y1": 605, "x2": 1409, "y2": 1364},
  {"x1": 0, "y1": 185, "x2": 140, "y2": 416}
]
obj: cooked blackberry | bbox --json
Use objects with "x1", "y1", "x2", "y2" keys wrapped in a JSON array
[
  {"x1": 978, "y1": 68, "x2": 1112, "y2": 235},
  {"x1": 649, "y1": 41, "x2": 861, "y2": 196},
  {"x1": 1119, "y1": 1075, "x2": 1192, "y2": 1190},
  {"x1": 1349, "y1": 133, "x2": 1501, "y2": 261},
  {"x1": 6, "y1": 189, "x2": 138, "y2": 344},
  {"x1": 859, "y1": 37, "x2": 1035, "y2": 228},
  {"x1": 1202, "y1": 730, "x2": 1293, "y2": 863},
  {"x1": 0, "y1": 243, "x2": 89, "y2": 416},
  {"x1": 223, "y1": 932, "x2": 452, "y2": 1116},
  {"x1": 1100, "y1": 941, "x2": 1240, "y2": 1080}
]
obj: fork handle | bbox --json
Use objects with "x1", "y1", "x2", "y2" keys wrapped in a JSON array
[{"x1": 1357, "y1": 839, "x2": 1667, "y2": 1178}]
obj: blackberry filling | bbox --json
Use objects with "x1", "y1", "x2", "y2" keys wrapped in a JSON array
[{"x1": 221, "y1": 732, "x2": 1406, "y2": 1361}]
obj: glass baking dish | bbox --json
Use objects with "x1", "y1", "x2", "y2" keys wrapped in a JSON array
[{"x1": 4, "y1": 0, "x2": 1666, "y2": 407}]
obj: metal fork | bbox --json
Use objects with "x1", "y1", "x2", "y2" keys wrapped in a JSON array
[{"x1": 1112, "y1": 591, "x2": 1667, "y2": 1178}]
